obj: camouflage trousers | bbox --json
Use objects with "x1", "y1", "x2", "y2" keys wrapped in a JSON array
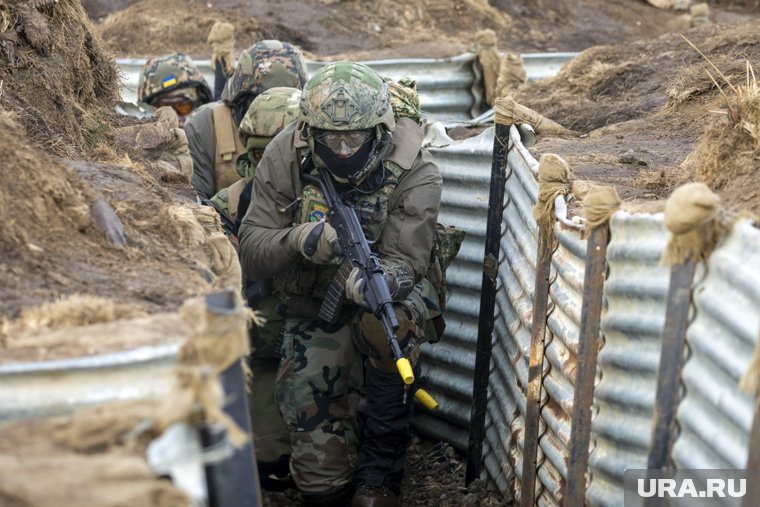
[{"x1": 274, "y1": 280, "x2": 441, "y2": 494}]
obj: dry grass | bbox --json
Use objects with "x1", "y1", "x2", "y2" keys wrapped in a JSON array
[
  {"x1": 665, "y1": 55, "x2": 747, "y2": 111},
  {"x1": 1, "y1": 294, "x2": 147, "y2": 341},
  {"x1": 693, "y1": 62, "x2": 760, "y2": 191}
]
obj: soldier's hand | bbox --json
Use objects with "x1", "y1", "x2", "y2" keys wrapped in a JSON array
[
  {"x1": 288, "y1": 221, "x2": 341, "y2": 264},
  {"x1": 345, "y1": 267, "x2": 366, "y2": 304}
]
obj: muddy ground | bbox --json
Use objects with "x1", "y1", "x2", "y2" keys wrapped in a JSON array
[{"x1": 0, "y1": 0, "x2": 759, "y2": 506}]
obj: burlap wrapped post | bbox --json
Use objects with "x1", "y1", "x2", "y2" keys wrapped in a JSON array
[
  {"x1": 474, "y1": 29, "x2": 501, "y2": 107},
  {"x1": 494, "y1": 52, "x2": 527, "y2": 100},
  {"x1": 533, "y1": 154, "x2": 573, "y2": 241},
  {"x1": 582, "y1": 185, "x2": 621, "y2": 239},
  {"x1": 152, "y1": 292, "x2": 254, "y2": 448},
  {"x1": 207, "y1": 21, "x2": 235, "y2": 77},
  {"x1": 662, "y1": 182, "x2": 725, "y2": 266},
  {"x1": 494, "y1": 96, "x2": 576, "y2": 136}
]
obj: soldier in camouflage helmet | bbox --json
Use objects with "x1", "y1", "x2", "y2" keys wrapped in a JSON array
[
  {"x1": 138, "y1": 53, "x2": 213, "y2": 127},
  {"x1": 184, "y1": 40, "x2": 309, "y2": 200},
  {"x1": 201, "y1": 86, "x2": 303, "y2": 489},
  {"x1": 209, "y1": 87, "x2": 301, "y2": 233},
  {"x1": 238, "y1": 61, "x2": 444, "y2": 507}
]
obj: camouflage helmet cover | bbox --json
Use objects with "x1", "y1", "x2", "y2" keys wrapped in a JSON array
[
  {"x1": 299, "y1": 61, "x2": 395, "y2": 132},
  {"x1": 238, "y1": 86, "x2": 301, "y2": 149},
  {"x1": 384, "y1": 76, "x2": 420, "y2": 123},
  {"x1": 138, "y1": 53, "x2": 213, "y2": 105},
  {"x1": 220, "y1": 40, "x2": 308, "y2": 105}
]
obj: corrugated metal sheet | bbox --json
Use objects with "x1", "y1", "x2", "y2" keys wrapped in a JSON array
[
  {"x1": 116, "y1": 53, "x2": 577, "y2": 121},
  {"x1": 673, "y1": 220, "x2": 760, "y2": 469},
  {"x1": 479, "y1": 125, "x2": 586, "y2": 505},
  {"x1": 587, "y1": 212, "x2": 670, "y2": 507},
  {"x1": 413, "y1": 126, "x2": 494, "y2": 448},
  {"x1": 117, "y1": 56, "x2": 475, "y2": 120},
  {"x1": 522, "y1": 53, "x2": 577, "y2": 81},
  {"x1": 0, "y1": 343, "x2": 180, "y2": 420},
  {"x1": 473, "y1": 131, "x2": 760, "y2": 506}
]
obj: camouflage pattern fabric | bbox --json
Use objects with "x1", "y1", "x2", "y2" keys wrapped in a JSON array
[
  {"x1": 239, "y1": 86, "x2": 301, "y2": 148},
  {"x1": 384, "y1": 77, "x2": 421, "y2": 123},
  {"x1": 220, "y1": 40, "x2": 308, "y2": 106},
  {"x1": 299, "y1": 61, "x2": 395, "y2": 132},
  {"x1": 434, "y1": 223, "x2": 466, "y2": 272},
  {"x1": 138, "y1": 53, "x2": 212, "y2": 105},
  {"x1": 210, "y1": 87, "x2": 302, "y2": 224},
  {"x1": 356, "y1": 279, "x2": 440, "y2": 371},
  {"x1": 275, "y1": 318, "x2": 361, "y2": 493},
  {"x1": 274, "y1": 280, "x2": 434, "y2": 493},
  {"x1": 276, "y1": 163, "x2": 404, "y2": 299}
]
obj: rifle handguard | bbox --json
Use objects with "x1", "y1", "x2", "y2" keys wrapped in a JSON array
[{"x1": 396, "y1": 357, "x2": 415, "y2": 385}]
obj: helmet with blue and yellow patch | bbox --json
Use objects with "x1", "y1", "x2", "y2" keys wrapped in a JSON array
[{"x1": 138, "y1": 53, "x2": 213, "y2": 106}]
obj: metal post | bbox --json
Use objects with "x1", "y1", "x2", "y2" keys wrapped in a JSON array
[
  {"x1": 742, "y1": 390, "x2": 760, "y2": 507},
  {"x1": 646, "y1": 258, "x2": 697, "y2": 471},
  {"x1": 564, "y1": 226, "x2": 610, "y2": 507},
  {"x1": 520, "y1": 228, "x2": 554, "y2": 507},
  {"x1": 466, "y1": 122, "x2": 512, "y2": 485},
  {"x1": 202, "y1": 290, "x2": 263, "y2": 507}
]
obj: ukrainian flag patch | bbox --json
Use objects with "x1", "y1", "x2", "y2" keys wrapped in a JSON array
[{"x1": 162, "y1": 75, "x2": 177, "y2": 88}]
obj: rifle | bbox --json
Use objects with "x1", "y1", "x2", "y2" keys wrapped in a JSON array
[
  {"x1": 202, "y1": 198, "x2": 237, "y2": 238},
  {"x1": 301, "y1": 167, "x2": 415, "y2": 385}
]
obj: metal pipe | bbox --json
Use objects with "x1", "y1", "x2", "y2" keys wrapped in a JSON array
[
  {"x1": 646, "y1": 258, "x2": 697, "y2": 471},
  {"x1": 521, "y1": 229, "x2": 556, "y2": 506},
  {"x1": 564, "y1": 226, "x2": 610, "y2": 507},
  {"x1": 466, "y1": 121, "x2": 512, "y2": 485}
]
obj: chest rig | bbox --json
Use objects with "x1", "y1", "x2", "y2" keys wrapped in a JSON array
[{"x1": 274, "y1": 151, "x2": 405, "y2": 298}]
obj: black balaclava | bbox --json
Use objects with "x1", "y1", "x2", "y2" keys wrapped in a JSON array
[{"x1": 314, "y1": 137, "x2": 375, "y2": 181}]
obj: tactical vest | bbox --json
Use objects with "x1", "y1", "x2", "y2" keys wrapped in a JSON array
[
  {"x1": 274, "y1": 160, "x2": 405, "y2": 298},
  {"x1": 212, "y1": 104, "x2": 247, "y2": 192}
]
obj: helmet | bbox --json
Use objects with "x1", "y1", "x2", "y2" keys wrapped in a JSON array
[
  {"x1": 138, "y1": 53, "x2": 212, "y2": 105},
  {"x1": 238, "y1": 86, "x2": 301, "y2": 150},
  {"x1": 299, "y1": 62, "x2": 396, "y2": 185},
  {"x1": 298, "y1": 61, "x2": 395, "y2": 132},
  {"x1": 220, "y1": 40, "x2": 308, "y2": 106}
]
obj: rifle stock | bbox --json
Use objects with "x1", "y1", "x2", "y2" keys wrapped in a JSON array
[{"x1": 302, "y1": 168, "x2": 414, "y2": 385}]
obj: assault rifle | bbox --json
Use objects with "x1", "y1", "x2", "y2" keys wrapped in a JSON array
[{"x1": 301, "y1": 167, "x2": 415, "y2": 385}]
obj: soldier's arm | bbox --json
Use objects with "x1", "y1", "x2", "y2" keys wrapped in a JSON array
[
  {"x1": 379, "y1": 149, "x2": 442, "y2": 281},
  {"x1": 183, "y1": 108, "x2": 216, "y2": 199},
  {"x1": 237, "y1": 136, "x2": 302, "y2": 278}
]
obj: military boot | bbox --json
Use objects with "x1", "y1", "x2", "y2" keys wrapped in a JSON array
[{"x1": 351, "y1": 484, "x2": 400, "y2": 507}]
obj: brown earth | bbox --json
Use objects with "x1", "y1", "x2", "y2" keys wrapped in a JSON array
[
  {"x1": 514, "y1": 21, "x2": 760, "y2": 215},
  {"x1": 1, "y1": 0, "x2": 759, "y2": 506},
  {"x1": 95, "y1": 0, "x2": 759, "y2": 59}
]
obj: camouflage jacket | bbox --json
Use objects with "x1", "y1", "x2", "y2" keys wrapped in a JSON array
[{"x1": 238, "y1": 117, "x2": 442, "y2": 288}]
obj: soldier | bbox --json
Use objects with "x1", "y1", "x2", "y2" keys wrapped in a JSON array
[
  {"x1": 138, "y1": 53, "x2": 213, "y2": 127},
  {"x1": 208, "y1": 86, "x2": 302, "y2": 233},
  {"x1": 184, "y1": 40, "x2": 308, "y2": 200},
  {"x1": 238, "y1": 61, "x2": 444, "y2": 507}
]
